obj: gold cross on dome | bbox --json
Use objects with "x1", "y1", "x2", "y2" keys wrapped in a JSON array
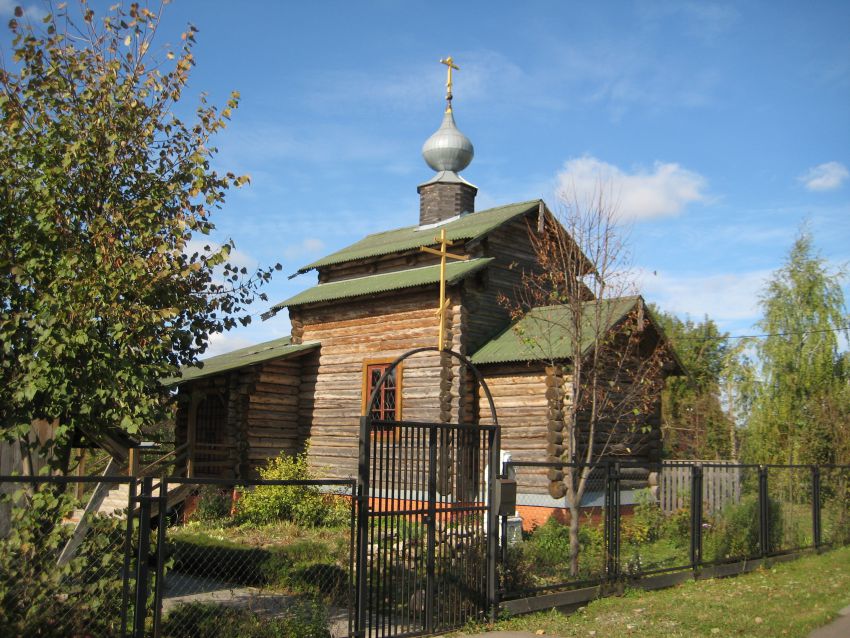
[
  {"x1": 420, "y1": 227, "x2": 468, "y2": 350},
  {"x1": 440, "y1": 56, "x2": 460, "y2": 101}
]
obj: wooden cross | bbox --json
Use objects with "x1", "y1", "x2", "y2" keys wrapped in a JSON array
[
  {"x1": 440, "y1": 56, "x2": 459, "y2": 101},
  {"x1": 420, "y1": 227, "x2": 468, "y2": 350}
]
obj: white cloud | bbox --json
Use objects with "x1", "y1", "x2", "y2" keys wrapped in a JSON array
[
  {"x1": 283, "y1": 237, "x2": 325, "y2": 261},
  {"x1": 202, "y1": 332, "x2": 255, "y2": 358},
  {"x1": 639, "y1": 268, "x2": 771, "y2": 326},
  {"x1": 799, "y1": 162, "x2": 849, "y2": 192},
  {"x1": 555, "y1": 156, "x2": 708, "y2": 220}
]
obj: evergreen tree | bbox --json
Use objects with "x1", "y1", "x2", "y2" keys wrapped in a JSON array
[{"x1": 744, "y1": 231, "x2": 848, "y2": 465}]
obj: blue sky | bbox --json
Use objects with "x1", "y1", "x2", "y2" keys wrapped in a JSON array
[{"x1": 3, "y1": 1, "x2": 849, "y2": 356}]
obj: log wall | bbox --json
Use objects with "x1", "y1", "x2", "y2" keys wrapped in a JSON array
[
  {"x1": 462, "y1": 215, "x2": 542, "y2": 353},
  {"x1": 479, "y1": 362, "x2": 551, "y2": 495},
  {"x1": 292, "y1": 287, "x2": 466, "y2": 478},
  {"x1": 244, "y1": 357, "x2": 306, "y2": 472}
]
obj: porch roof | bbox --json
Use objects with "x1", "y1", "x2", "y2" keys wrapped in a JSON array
[{"x1": 166, "y1": 337, "x2": 320, "y2": 385}]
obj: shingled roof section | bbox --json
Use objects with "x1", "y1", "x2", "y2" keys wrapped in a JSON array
[
  {"x1": 275, "y1": 257, "x2": 493, "y2": 310},
  {"x1": 471, "y1": 296, "x2": 643, "y2": 365},
  {"x1": 297, "y1": 200, "x2": 540, "y2": 273},
  {"x1": 166, "y1": 337, "x2": 320, "y2": 385}
]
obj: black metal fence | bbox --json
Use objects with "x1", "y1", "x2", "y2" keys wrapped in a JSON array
[
  {"x1": 0, "y1": 474, "x2": 356, "y2": 638},
  {"x1": 1, "y1": 462, "x2": 849, "y2": 637},
  {"x1": 497, "y1": 461, "x2": 850, "y2": 607},
  {"x1": 355, "y1": 418, "x2": 499, "y2": 638}
]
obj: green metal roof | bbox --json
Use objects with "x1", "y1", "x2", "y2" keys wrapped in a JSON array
[
  {"x1": 298, "y1": 200, "x2": 540, "y2": 272},
  {"x1": 275, "y1": 257, "x2": 494, "y2": 309},
  {"x1": 166, "y1": 337, "x2": 320, "y2": 385},
  {"x1": 471, "y1": 297, "x2": 642, "y2": 365}
]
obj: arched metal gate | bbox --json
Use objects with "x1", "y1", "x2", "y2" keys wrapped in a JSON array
[{"x1": 354, "y1": 348, "x2": 500, "y2": 637}]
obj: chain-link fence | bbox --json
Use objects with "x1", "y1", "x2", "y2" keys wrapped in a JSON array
[
  {"x1": 820, "y1": 466, "x2": 850, "y2": 548},
  {"x1": 2, "y1": 462, "x2": 849, "y2": 635},
  {"x1": 700, "y1": 464, "x2": 762, "y2": 564},
  {"x1": 0, "y1": 475, "x2": 138, "y2": 637},
  {"x1": 498, "y1": 462, "x2": 608, "y2": 599},
  {"x1": 497, "y1": 461, "x2": 850, "y2": 604},
  {"x1": 766, "y1": 465, "x2": 815, "y2": 554},
  {"x1": 0, "y1": 474, "x2": 355, "y2": 638},
  {"x1": 618, "y1": 462, "x2": 693, "y2": 577},
  {"x1": 155, "y1": 477, "x2": 355, "y2": 638}
]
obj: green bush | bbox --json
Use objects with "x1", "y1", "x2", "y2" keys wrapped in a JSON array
[
  {"x1": 664, "y1": 507, "x2": 692, "y2": 546},
  {"x1": 516, "y1": 516, "x2": 606, "y2": 583},
  {"x1": 703, "y1": 494, "x2": 783, "y2": 561},
  {"x1": 160, "y1": 599, "x2": 330, "y2": 638},
  {"x1": 234, "y1": 451, "x2": 349, "y2": 528},
  {"x1": 191, "y1": 485, "x2": 233, "y2": 523},
  {"x1": 622, "y1": 489, "x2": 666, "y2": 544}
]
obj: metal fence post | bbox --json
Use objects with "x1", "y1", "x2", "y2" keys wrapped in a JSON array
[
  {"x1": 604, "y1": 461, "x2": 620, "y2": 581},
  {"x1": 487, "y1": 428, "x2": 500, "y2": 623},
  {"x1": 425, "y1": 424, "x2": 438, "y2": 635},
  {"x1": 690, "y1": 464, "x2": 703, "y2": 569},
  {"x1": 119, "y1": 478, "x2": 138, "y2": 638},
  {"x1": 151, "y1": 477, "x2": 169, "y2": 638},
  {"x1": 812, "y1": 465, "x2": 822, "y2": 550},
  {"x1": 133, "y1": 476, "x2": 154, "y2": 638},
  {"x1": 355, "y1": 416, "x2": 372, "y2": 638},
  {"x1": 758, "y1": 466, "x2": 769, "y2": 558}
]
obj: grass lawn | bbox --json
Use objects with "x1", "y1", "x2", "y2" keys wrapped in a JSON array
[
  {"x1": 167, "y1": 519, "x2": 351, "y2": 599},
  {"x1": 471, "y1": 546, "x2": 850, "y2": 637}
]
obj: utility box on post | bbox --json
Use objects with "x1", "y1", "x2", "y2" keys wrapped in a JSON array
[{"x1": 496, "y1": 478, "x2": 517, "y2": 517}]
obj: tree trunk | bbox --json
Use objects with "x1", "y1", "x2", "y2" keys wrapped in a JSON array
[{"x1": 569, "y1": 501, "x2": 581, "y2": 577}]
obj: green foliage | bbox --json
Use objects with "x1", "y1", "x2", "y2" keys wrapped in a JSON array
[
  {"x1": 511, "y1": 517, "x2": 606, "y2": 584},
  {"x1": 234, "y1": 452, "x2": 349, "y2": 528},
  {"x1": 0, "y1": 486, "x2": 127, "y2": 636},
  {"x1": 191, "y1": 486, "x2": 233, "y2": 523},
  {"x1": 703, "y1": 494, "x2": 783, "y2": 561},
  {"x1": 160, "y1": 599, "x2": 330, "y2": 638},
  {"x1": 744, "y1": 231, "x2": 849, "y2": 465},
  {"x1": 0, "y1": 1, "x2": 278, "y2": 454},
  {"x1": 623, "y1": 489, "x2": 667, "y2": 544},
  {"x1": 651, "y1": 308, "x2": 736, "y2": 459}
]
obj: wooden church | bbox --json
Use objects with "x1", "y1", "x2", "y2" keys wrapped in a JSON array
[{"x1": 171, "y1": 61, "x2": 682, "y2": 501}]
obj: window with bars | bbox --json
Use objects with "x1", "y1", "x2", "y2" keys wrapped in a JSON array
[{"x1": 362, "y1": 361, "x2": 402, "y2": 424}]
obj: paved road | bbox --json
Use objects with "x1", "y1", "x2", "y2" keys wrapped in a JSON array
[{"x1": 808, "y1": 605, "x2": 850, "y2": 638}]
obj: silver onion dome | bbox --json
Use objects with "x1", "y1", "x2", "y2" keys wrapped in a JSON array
[{"x1": 422, "y1": 109, "x2": 474, "y2": 173}]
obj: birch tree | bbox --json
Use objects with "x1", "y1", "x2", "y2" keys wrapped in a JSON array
[
  {"x1": 0, "y1": 2, "x2": 278, "y2": 463},
  {"x1": 508, "y1": 186, "x2": 673, "y2": 576}
]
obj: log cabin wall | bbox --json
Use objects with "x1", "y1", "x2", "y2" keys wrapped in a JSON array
[
  {"x1": 462, "y1": 215, "x2": 542, "y2": 353},
  {"x1": 478, "y1": 362, "x2": 552, "y2": 496},
  {"x1": 244, "y1": 356, "x2": 307, "y2": 474},
  {"x1": 478, "y1": 358, "x2": 664, "y2": 499},
  {"x1": 175, "y1": 354, "x2": 313, "y2": 478},
  {"x1": 291, "y1": 286, "x2": 465, "y2": 479},
  {"x1": 320, "y1": 250, "x2": 443, "y2": 283}
]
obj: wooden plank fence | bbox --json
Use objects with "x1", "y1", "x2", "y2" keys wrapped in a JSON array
[{"x1": 659, "y1": 461, "x2": 742, "y2": 514}]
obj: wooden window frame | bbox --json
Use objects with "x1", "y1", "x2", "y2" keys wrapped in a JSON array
[{"x1": 361, "y1": 359, "x2": 403, "y2": 428}]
